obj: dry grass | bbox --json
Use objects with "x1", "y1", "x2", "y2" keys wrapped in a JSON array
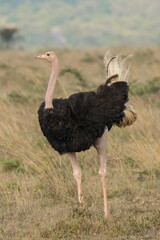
[{"x1": 0, "y1": 48, "x2": 160, "y2": 240}]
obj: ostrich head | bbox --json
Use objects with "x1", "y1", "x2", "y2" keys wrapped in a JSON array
[{"x1": 36, "y1": 51, "x2": 57, "y2": 62}]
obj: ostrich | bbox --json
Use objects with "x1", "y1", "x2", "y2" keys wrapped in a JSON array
[{"x1": 36, "y1": 51, "x2": 137, "y2": 217}]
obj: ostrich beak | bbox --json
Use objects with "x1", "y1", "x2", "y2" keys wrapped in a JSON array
[{"x1": 36, "y1": 54, "x2": 45, "y2": 59}]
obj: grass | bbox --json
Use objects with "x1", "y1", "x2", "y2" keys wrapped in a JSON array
[
  {"x1": 130, "y1": 77, "x2": 160, "y2": 95},
  {"x1": 0, "y1": 158, "x2": 22, "y2": 171},
  {"x1": 0, "y1": 48, "x2": 160, "y2": 240}
]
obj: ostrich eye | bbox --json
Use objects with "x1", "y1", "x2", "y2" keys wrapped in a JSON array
[{"x1": 46, "y1": 53, "x2": 50, "y2": 56}]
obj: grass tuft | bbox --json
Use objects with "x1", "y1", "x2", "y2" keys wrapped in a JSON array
[
  {"x1": 60, "y1": 67, "x2": 88, "y2": 87},
  {"x1": 130, "y1": 77, "x2": 160, "y2": 95},
  {"x1": 8, "y1": 91, "x2": 29, "y2": 103},
  {"x1": 0, "y1": 158, "x2": 22, "y2": 172}
]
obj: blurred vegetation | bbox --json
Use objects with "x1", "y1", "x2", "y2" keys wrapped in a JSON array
[
  {"x1": 60, "y1": 67, "x2": 88, "y2": 87},
  {"x1": 8, "y1": 91, "x2": 29, "y2": 103},
  {"x1": 0, "y1": 24, "x2": 19, "y2": 49},
  {"x1": 130, "y1": 77, "x2": 160, "y2": 95},
  {"x1": 0, "y1": 0, "x2": 160, "y2": 48}
]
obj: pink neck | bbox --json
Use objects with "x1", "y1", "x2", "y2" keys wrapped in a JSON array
[{"x1": 45, "y1": 58, "x2": 59, "y2": 109}]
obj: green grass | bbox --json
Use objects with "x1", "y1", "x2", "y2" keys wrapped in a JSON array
[
  {"x1": 130, "y1": 77, "x2": 160, "y2": 95},
  {"x1": 0, "y1": 158, "x2": 22, "y2": 171},
  {"x1": 8, "y1": 91, "x2": 29, "y2": 103}
]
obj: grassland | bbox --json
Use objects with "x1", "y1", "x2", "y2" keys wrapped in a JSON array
[{"x1": 0, "y1": 47, "x2": 160, "y2": 240}]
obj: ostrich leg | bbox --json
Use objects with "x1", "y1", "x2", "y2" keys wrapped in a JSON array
[
  {"x1": 95, "y1": 129, "x2": 108, "y2": 218},
  {"x1": 68, "y1": 152, "x2": 83, "y2": 203}
]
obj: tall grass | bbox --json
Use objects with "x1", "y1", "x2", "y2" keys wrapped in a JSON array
[{"x1": 0, "y1": 48, "x2": 160, "y2": 240}]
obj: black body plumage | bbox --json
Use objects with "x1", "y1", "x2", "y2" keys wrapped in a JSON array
[{"x1": 38, "y1": 80, "x2": 128, "y2": 154}]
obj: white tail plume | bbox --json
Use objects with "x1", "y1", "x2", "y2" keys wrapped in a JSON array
[{"x1": 104, "y1": 51, "x2": 133, "y2": 84}]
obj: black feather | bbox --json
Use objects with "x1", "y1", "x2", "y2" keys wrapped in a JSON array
[{"x1": 38, "y1": 81, "x2": 128, "y2": 154}]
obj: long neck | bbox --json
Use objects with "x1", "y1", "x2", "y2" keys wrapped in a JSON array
[{"x1": 45, "y1": 58, "x2": 59, "y2": 109}]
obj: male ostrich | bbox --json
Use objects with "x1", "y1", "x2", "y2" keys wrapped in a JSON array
[{"x1": 36, "y1": 51, "x2": 137, "y2": 217}]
